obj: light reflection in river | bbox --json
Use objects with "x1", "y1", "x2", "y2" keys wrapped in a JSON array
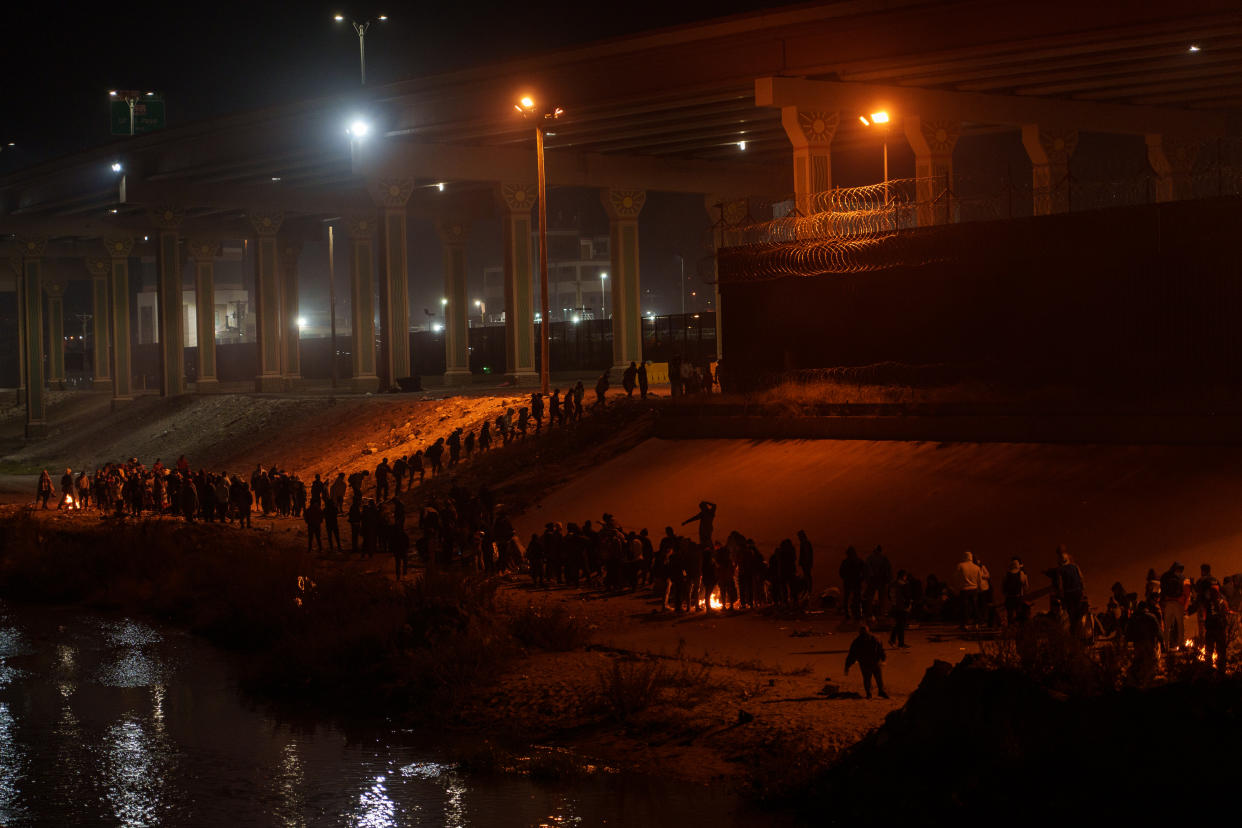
[
  {"x1": 104, "y1": 716, "x2": 168, "y2": 827},
  {"x1": 276, "y1": 742, "x2": 306, "y2": 828},
  {"x1": 0, "y1": 702, "x2": 28, "y2": 825},
  {"x1": 352, "y1": 774, "x2": 400, "y2": 828}
]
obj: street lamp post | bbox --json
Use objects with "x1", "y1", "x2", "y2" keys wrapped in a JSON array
[
  {"x1": 675, "y1": 253, "x2": 685, "y2": 316},
  {"x1": 515, "y1": 95, "x2": 564, "y2": 394},
  {"x1": 334, "y1": 13, "x2": 388, "y2": 85},
  {"x1": 327, "y1": 222, "x2": 338, "y2": 390},
  {"x1": 859, "y1": 110, "x2": 891, "y2": 203},
  {"x1": 599, "y1": 272, "x2": 607, "y2": 319},
  {"x1": 475, "y1": 299, "x2": 486, "y2": 326}
]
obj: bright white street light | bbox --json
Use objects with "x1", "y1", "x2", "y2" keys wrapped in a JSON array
[
  {"x1": 111, "y1": 162, "x2": 123, "y2": 173},
  {"x1": 737, "y1": 140, "x2": 747, "y2": 150},
  {"x1": 431, "y1": 322, "x2": 443, "y2": 332},
  {"x1": 348, "y1": 119, "x2": 370, "y2": 138},
  {"x1": 436, "y1": 182, "x2": 445, "y2": 192},
  {"x1": 297, "y1": 316, "x2": 308, "y2": 329},
  {"x1": 440, "y1": 297, "x2": 448, "y2": 306}
]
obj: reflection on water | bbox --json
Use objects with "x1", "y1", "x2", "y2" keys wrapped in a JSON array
[{"x1": 0, "y1": 600, "x2": 795, "y2": 827}]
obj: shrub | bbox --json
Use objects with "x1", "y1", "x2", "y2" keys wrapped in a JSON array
[{"x1": 509, "y1": 604, "x2": 592, "y2": 651}]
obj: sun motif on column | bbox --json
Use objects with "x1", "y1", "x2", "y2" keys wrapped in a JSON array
[
  {"x1": 149, "y1": 206, "x2": 185, "y2": 229},
  {"x1": 1039, "y1": 129, "x2": 1078, "y2": 164},
  {"x1": 607, "y1": 189, "x2": 646, "y2": 219},
  {"x1": 374, "y1": 178, "x2": 415, "y2": 207},
  {"x1": 18, "y1": 237, "x2": 47, "y2": 257},
  {"x1": 501, "y1": 182, "x2": 535, "y2": 212},
  {"x1": 104, "y1": 237, "x2": 133, "y2": 258},
  {"x1": 248, "y1": 211, "x2": 285, "y2": 237},
  {"x1": 921, "y1": 121, "x2": 960, "y2": 154},
  {"x1": 347, "y1": 215, "x2": 375, "y2": 239},
  {"x1": 798, "y1": 111, "x2": 839, "y2": 145}
]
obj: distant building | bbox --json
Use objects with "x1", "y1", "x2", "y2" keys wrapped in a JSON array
[
  {"x1": 136, "y1": 242, "x2": 254, "y2": 345},
  {"x1": 481, "y1": 227, "x2": 610, "y2": 324}
]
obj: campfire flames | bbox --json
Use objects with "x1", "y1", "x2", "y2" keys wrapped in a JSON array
[
  {"x1": 698, "y1": 591, "x2": 725, "y2": 611},
  {"x1": 1184, "y1": 639, "x2": 1219, "y2": 667}
]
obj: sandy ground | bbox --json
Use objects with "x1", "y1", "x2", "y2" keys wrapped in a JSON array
[{"x1": 517, "y1": 438, "x2": 1242, "y2": 606}]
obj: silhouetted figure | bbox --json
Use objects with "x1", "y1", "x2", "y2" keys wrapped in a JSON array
[
  {"x1": 839, "y1": 547, "x2": 866, "y2": 620},
  {"x1": 622, "y1": 361, "x2": 638, "y2": 398},
  {"x1": 448, "y1": 429, "x2": 462, "y2": 465},
  {"x1": 637, "y1": 362, "x2": 649, "y2": 400},
  {"x1": 1159, "y1": 561, "x2": 1187, "y2": 652},
  {"x1": 550, "y1": 389, "x2": 562, "y2": 426},
  {"x1": 797, "y1": 529, "x2": 814, "y2": 594},
  {"x1": 37, "y1": 470, "x2": 53, "y2": 509},
  {"x1": 1002, "y1": 558, "x2": 1030, "y2": 625},
  {"x1": 669, "y1": 353, "x2": 683, "y2": 398},
  {"x1": 889, "y1": 570, "x2": 912, "y2": 648},
  {"x1": 375, "y1": 458, "x2": 391, "y2": 501},
  {"x1": 1055, "y1": 545, "x2": 1086, "y2": 638},
  {"x1": 304, "y1": 499, "x2": 323, "y2": 552},
  {"x1": 844, "y1": 625, "x2": 888, "y2": 699},
  {"x1": 955, "y1": 551, "x2": 982, "y2": 628},
  {"x1": 573, "y1": 382, "x2": 585, "y2": 420},
  {"x1": 595, "y1": 370, "x2": 610, "y2": 406},
  {"x1": 324, "y1": 498, "x2": 341, "y2": 552},
  {"x1": 531, "y1": 392, "x2": 544, "y2": 432},
  {"x1": 680, "y1": 500, "x2": 717, "y2": 548},
  {"x1": 479, "y1": 422, "x2": 492, "y2": 452}
]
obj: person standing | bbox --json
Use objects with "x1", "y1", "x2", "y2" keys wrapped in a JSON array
[
  {"x1": 1190, "y1": 583, "x2": 1231, "y2": 672},
  {"x1": 36, "y1": 470, "x2": 53, "y2": 509},
  {"x1": 637, "y1": 362, "x2": 649, "y2": 400},
  {"x1": 680, "y1": 500, "x2": 717, "y2": 549},
  {"x1": 531, "y1": 392, "x2": 544, "y2": 432},
  {"x1": 1002, "y1": 558, "x2": 1030, "y2": 626},
  {"x1": 1055, "y1": 545, "x2": 1086, "y2": 639},
  {"x1": 865, "y1": 545, "x2": 892, "y2": 621},
  {"x1": 889, "y1": 571, "x2": 912, "y2": 648},
  {"x1": 375, "y1": 459, "x2": 391, "y2": 502},
  {"x1": 797, "y1": 529, "x2": 815, "y2": 595},
  {"x1": 622, "y1": 361, "x2": 638, "y2": 398},
  {"x1": 844, "y1": 625, "x2": 889, "y2": 699},
  {"x1": 955, "y1": 551, "x2": 983, "y2": 628},
  {"x1": 1159, "y1": 562, "x2": 1187, "y2": 652},
  {"x1": 839, "y1": 546, "x2": 866, "y2": 620},
  {"x1": 324, "y1": 498, "x2": 341, "y2": 552},
  {"x1": 304, "y1": 498, "x2": 323, "y2": 553}
]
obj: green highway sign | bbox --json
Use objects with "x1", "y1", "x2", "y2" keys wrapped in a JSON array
[{"x1": 110, "y1": 97, "x2": 166, "y2": 135}]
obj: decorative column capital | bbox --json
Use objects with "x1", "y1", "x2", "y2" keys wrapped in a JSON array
[
  {"x1": 498, "y1": 182, "x2": 536, "y2": 213},
  {"x1": 780, "y1": 108, "x2": 839, "y2": 149},
  {"x1": 904, "y1": 117, "x2": 961, "y2": 155},
  {"x1": 85, "y1": 257, "x2": 110, "y2": 278},
  {"x1": 368, "y1": 177, "x2": 416, "y2": 208},
  {"x1": 345, "y1": 213, "x2": 376, "y2": 240},
  {"x1": 248, "y1": 210, "x2": 284, "y2": 237},
  {"x1": 15, "y1": 236, "x2": 47, "y2": 258},
  {"x1": 1146, "y1": 134, "x2": 1200, "y2": 175},
  {"x1": 186, "y1": 239, "x2": 221, "y2": 262},
  {"x1": 1022, "y1": 125, "x2": 1078, "y2": 165},
  {"x1": 436, "y1": 220, "x2": 468, "y2": 246},
  {"x1": 148, "y1": 205, "x2": 185, "y2": 230},
  {"x1": 44, "y1": 282, "x2": 65, "y2": 299},
  {"x1": 102, "y1": 236, "x2": 134, "y2": 259},
  {"x1": 601, "y1": 188, "x2": 646, "y2": 221}
]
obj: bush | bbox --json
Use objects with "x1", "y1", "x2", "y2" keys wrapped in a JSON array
[
  {"x1": 509, "y1": 604, "x2": 592, "y2": 651},
  {"x1": 597, "y1": 657, "x2": 666, "y2": 721}
]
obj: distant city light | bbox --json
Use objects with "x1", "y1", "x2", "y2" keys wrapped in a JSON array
[
  {"x1": 440, "y1": 297, "x2": 448, "y2": 306},
  {"x1": 108, "y1": 90, "x2": 117, "y2": 97},
  {"x1": 110, "y1": 162, "x2": 122, "y2": 173},
  {"x1": 271, "y1": 176, "x2": 281, "y2": 182},
  {"x1": 519, "y1": 96, "x2": 535, "y2": 110},
  {"x1": 436, "y1": 182, "x2": 445, "y2": 192},
  {"x1": 143, "y1": 235, "x2": 149, "y2": 242},
  {"x1": 377, "y1": 14, "x2": 388, "y2": 20},
  {"x1": 334, "y1": 13, "x2": 344, "y2": 21},
  {"x1": 1189, "y1": 44, "x2": 1201, "y2": 52},
  {"x1": 297, "y1": 317, "x2": 308, "y2": 329},
  {"x1": 431, "y1": 322, "x2": 443, "y2": 332},
  {"x1": 571, "y1": 314, "x2": 581, "y2": 324},
  {"x1": 109, "y1": 209, "x2": 118, "y2": 214},
  {"x1": 737, "y1": 140, "x2": 747, "y2": 150}
]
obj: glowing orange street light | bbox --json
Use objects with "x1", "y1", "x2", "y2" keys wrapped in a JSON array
[
  {"x1": 515, "y1": 94, "x2": 564, "y2": 394},
  {"x1": 860, "y1": 110, "x2": 892, "y2": 202}
]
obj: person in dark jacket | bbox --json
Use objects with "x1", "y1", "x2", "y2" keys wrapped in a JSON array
[
  {"x1": 637, "y1": 362, "x2": 649, "y2": 400},
  {"x1": 839, "y1": 546, "x2": 866, "y2": 620},
  {"x1": 889, "y1": 570, "x2": 913, "y2": 648},
  {"x1": 845, "y1": 625, "x2": 888, "y2": 699},
  {"x1": 1055, "y1": 545, "x2": 1086, "y2": 638},
  {"x1": 622, "y1": 361, "x2": 638, "y2": 398}
]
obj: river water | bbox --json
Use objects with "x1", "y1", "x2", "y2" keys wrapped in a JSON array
[{"x1": 0, "y1": 600, "x2": 797, "y2": 827}]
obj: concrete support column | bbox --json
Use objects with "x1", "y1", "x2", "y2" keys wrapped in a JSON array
[
  {"x1": 1146, "y1": 135, "x2": 1200, "y2": 203},
  {"x1": 85, "y1": 258, "x2": 111, "y2": 389},
  {"x1": 16, "y1": 237, "x2": 47, "y2": 439},
  {"x1": 1022, "y1": 126, "x2": 1078, "y2": 216},
  {"x1": 279, "y1": 238, "x2": 302, "y2": 384},
  {"x1": 346, "y1": 214, "x2": 379, "y2": 392},
  {"x1": 249, "y1": 211, "x2": 284, "y2": 392},
  {"x1": 498, "y1": 182, "x2": 538, "y2": 385},
  {"x1": 103, "y1": 237, "x2": 134, "y2": 406},
  {"x1": 371, "y1": 179, "x2": 414, "y2": 388},
  {"x1": 780, "y1": 108, "x2": 838, "y2": 215},
  {"x1": 436, "y1": 220, "x2": 472, "y2": 386},
  {"x1": 904, "y1": 117, "x2": 961, "y2": 226},
  {"x1": 44, "y1": 283, "x2": 66, "y2": 390},
  {"x1": 601, "y1": 189, "x2": 646, "y2": 371},
  {"x1": 187, "y1": 240, "x2": 220, "y2": 391},
  {"x1": 6, "y1": 257, "x2": 25, "y2": 404},
  {"x1": 149, "y1": 207, "x2": 186, "y2": 396},
  {"x1": 706, "y1": 196, "x2": 749, "y2": 362}
]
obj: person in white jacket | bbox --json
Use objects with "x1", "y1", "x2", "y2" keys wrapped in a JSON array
[{"x1": 955, "y1": 550, "x2": 982, "y2": 628}]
